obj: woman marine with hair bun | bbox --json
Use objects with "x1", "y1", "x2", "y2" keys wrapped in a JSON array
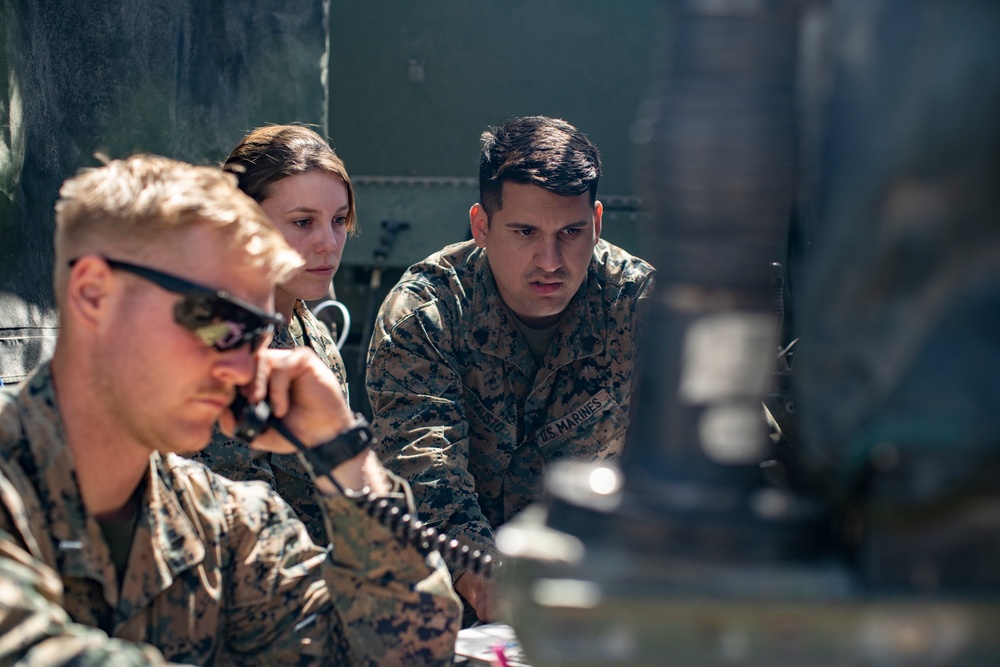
[{"x1": 192, "y1": 125, "x2": 357, "y2": 542}]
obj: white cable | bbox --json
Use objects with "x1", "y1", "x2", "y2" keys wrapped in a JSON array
[{"x1": 311, "y1": 300, "x2": 351, "y2": 350}]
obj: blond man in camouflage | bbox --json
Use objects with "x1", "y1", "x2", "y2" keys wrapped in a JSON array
[
  {"x1": 367, "y1": 116, "x2": 655, "y2": 623},
  {"x1": 0, "y1": 156, "x2": 460, "y2": 665}
]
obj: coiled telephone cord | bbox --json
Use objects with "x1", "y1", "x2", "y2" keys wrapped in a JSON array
[{"x1": 264, "y1": 412, "x2": 498, "y2": 578}]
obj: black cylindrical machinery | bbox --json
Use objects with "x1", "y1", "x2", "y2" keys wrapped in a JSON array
[
  {"x1": 499, "y1": 1, "x2": 1000, "y2": 664},
  {"x1": 618, "y1": 0, "x2": 811, "y2": 560}
]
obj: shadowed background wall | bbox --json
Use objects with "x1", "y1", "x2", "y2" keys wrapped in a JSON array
[{"x1": 0, "y1": 0, "x2": 329, "y2": 384}]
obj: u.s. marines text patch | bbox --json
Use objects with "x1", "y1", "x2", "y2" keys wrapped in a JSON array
[{"x1": 537, "y1": 390, "x2": 614, "y2": 445}]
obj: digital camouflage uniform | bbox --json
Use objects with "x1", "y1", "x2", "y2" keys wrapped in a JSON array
[
  {"x1": 0, "y1": 363, "x2": 460, "y2": 666},
  {"x1": 191, "y1": 299, "x2": 348, "y2": 544},
  {"x1": 367, "y1": 239, "x2": 654, "y2": 569},
  {"x1": 0, "y1": 465, "x2": 177, "y2": 666}
]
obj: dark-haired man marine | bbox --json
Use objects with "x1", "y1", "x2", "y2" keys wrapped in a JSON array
[{"x1": 367, "y1": 116, "x2": 655, "y2": 622}]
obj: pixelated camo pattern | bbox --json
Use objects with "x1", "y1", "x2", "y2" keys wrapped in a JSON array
[
  {"x1": 191, "y1": 299, "x2": 349, "y2": 544},
  {"x1": 0, "y1": 364, "x2": 460, "y2": 665},
  {"x1": 0, "y1": 526, "x2": 174, "y2": 666},
  {"x1": 367, "y1": 239, "x2": 654, "y2": 568}
]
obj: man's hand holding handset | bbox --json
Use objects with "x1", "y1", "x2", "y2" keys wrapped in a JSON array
[{"x1": 217, "y1": 346, "x2": 388, "y2": 495}]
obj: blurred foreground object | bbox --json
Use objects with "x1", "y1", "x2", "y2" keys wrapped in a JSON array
[{"x1": 499, "y1": 0, "x2": 1000, "y2": 665}]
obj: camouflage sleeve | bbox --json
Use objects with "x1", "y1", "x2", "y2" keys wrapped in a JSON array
[
  {"x1": 366, "y1": 280, "x2": 497, "y2": 563},
  {"x1": 318, "y1": 469, "x2": 461, "y2": 667},
  {"x1": 633, "y1": 269, "x2": 656, "y2": 351},
  {"x1": 0, "y1": 530, "x2": 183, "y2": 666},
  {"x1": 218, "y1": 472, "x2": 459, "y2": 667},
  {"x1": 217, "y1": 479, "x2": 345, "y2": 664}
]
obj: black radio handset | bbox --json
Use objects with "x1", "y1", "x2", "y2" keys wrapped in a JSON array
[
  {"x1": 230, "y1": 393, "x2": 274, "y2": 443},
  {"x1": 225, "y1": 393, "x2": 497, "y2": 579}
]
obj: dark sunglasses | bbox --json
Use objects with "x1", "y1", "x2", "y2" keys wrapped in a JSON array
[{"x1": 68, "y1": 257, "x2": 284, "y2": 352}]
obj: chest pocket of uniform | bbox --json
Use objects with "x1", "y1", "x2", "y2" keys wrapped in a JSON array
[
  {"x1": 463, "y1": 387, "x2": 521, "y2": 528},
  {"x1": 462, "y1": 386, "x2": 519, "y2": 476},
  {"x1": 534, "y1": 389, "x2": 629, "y2": 462}
]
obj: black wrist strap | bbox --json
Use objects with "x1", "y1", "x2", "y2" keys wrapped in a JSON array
[
  {"x1": 272, "y1": 414, "x2": 373, "y2": 483},
  {"x1": 310, "y1": 414, "x2": 373, "y2": 472}
]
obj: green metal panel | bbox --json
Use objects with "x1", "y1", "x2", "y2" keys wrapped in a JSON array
[{"x1": 328, "y1": 0, "x2": 661, "y2": 271}]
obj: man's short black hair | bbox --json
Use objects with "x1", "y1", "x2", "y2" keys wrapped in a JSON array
[{"x1": 478, "y1": 116, "x2": 601, "y2": 218}]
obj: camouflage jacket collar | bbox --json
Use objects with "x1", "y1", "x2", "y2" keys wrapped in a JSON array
[
  {"x1": 272, "y1": 299, "x2": 335, "y2": 366},
  {"x1": 470, "y1": 248, "x2": 605, "y2": 377},
  {"x1": 271, "y1": 302, "x2": 300, "y2": 350},
  {"x1": 15, "y1": 363, "x2": 206, "y2": 616}
]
